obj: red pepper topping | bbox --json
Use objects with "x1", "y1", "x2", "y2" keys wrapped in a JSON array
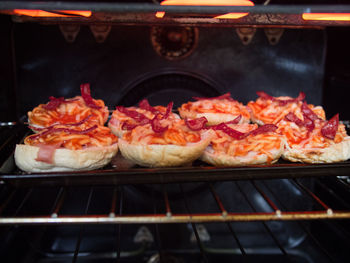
[
  {"x1": 80, "y1": 83, "x2": 101, "y2": 109},
  {"x1": 301, "y1": 101, "x2": 319, "y2": 121},
  {"x1": 138, "y1": 99, "x2": 159, "y2": 114},
  {"x1": 193, "y1": 92, "x2": 232, "y2": 101},
  {"x1": 257, "y1": 91, "x2": 305, "y2": 106},
  {"x1": 151, "y1": 114, "x2": 168, "y2": 133},
  {"x1": 185, "y1": 117, "x2": 208, "y2": 131},
  {"x1": 321, "y1": 114, "x2": 339, "y2": 140}
]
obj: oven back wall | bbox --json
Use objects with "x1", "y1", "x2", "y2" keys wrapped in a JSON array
[{"x1": 7, "y1": 22, "x2": 326, "y2": 118}]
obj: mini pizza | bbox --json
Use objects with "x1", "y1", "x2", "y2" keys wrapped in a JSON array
[
  {"x1": 200, "y1": 122, "x2": 285, "y2": 166},
  {"x1": 15, "y1": 124, "x2": 118, "y2": 172},
  {"x1": 108, "y1": 99, "x2": 179, "y2": 137},
  {"x1": 28, "y1": 83, "x2": 109, "y2": 131},
  {"x1": 118, "y1": 115, "x2": 213, "y2": 167},
  {"x1": 277, "y1": 103, "x2": 350, "y2": 163},
  {"x1": 178, "y1": 93, "x2": 250, "y2": 126},
  {"x1": 248, "y1": 91, "x2": 325, "y2": 125}
]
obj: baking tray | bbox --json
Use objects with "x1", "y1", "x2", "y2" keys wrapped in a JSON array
[{"x1": 1, "y1": 123, "x2": 350, "y2": 187}]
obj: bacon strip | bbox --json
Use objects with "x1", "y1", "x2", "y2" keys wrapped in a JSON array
[
  {"x1": 257, "y1": 91, "x2": 305, "y2": 106},
  {"x1": 162, "y1": 101, "x2": 174, "y2": 119},
  {"x1": 248, "y1": 124, "x2": 277, "y2": 137},
  {"x1": 42, "y1": 96, "x2": 78, "y2": 110},
  {"x1": 321, "y1": 114, "x2": 339, "y2": 140},
  {"x1": 185, "y1": 117, "x2": 208, "y2": 131},
  {"x1": 193, "y1": 92, "x2": 232, "y2": 101},
  {"x1": 206, "y1": 115, "x2": 242, "y2": 130},
  {"x1": 80, "y1": 83, "x2": 101, "y2": 109}
]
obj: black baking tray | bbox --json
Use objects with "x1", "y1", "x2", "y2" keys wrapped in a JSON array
[{"x1": 1, "y1": 123, "x2": 350, "y2": 187}]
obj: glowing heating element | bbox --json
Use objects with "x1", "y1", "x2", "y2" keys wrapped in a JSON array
[
  {"x1": 13, "y1": 9, "x2": 92, "y2": 18},
  {"x1": 156, "y1": 0, "x2": 254, "y2": 19},
  {"x1": 302, "y1": 13, "x2": 350, "y2": 21}
]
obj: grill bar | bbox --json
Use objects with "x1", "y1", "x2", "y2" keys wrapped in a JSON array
[
  {"x1": 109, "y1": 187, "x2": 118, "y2": 217},
  {"x1": 163, "y1": 185, "x2": 172, "y2": 217},
  {"x1": 261, "y1": 181, "x2": 337, "y2": 263},
  {"x1": 72, "y1": 188, "x2": 93, "y2": 263},
  {"x1": 51, "y1": 187, "x2": 66, "y2": 218},
  {"x1": 251, "y1": 180, "x2": 281, "y2": 215},
  {"x1": 209, "y1": 183, "x2": 228, "y2": 217},
  {"x1": 152, "y1": 187, "x2": 165, "y2": 263},
  {"x1": 293, "y1": 179, "x2": 332, "y2": 212},
  {"x1": 179, "y1": 183, "x2": 208, "y2": 262},
  {"x1": 235, "y1": 182, "x2": 288, "y2": 256}
]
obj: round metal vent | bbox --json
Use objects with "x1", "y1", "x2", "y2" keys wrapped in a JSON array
[
  {"x1": 119, "y1": 72, "x2": 219, "y2": 108},
  {"x1": 151, "y1": 26, "x2": 199, "y2": 60}
]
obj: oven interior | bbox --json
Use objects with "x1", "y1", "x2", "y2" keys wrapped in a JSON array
[{"x1": 1, "y1": 1, "x2": 350, "y2": 262}]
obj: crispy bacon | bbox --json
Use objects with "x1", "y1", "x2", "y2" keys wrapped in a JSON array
[
  {"x1": 224, "y1": 115, "x2": 242, "y2": 125},
  {"x1": 185, "y1": 117, "x2": 208, "y2": 131},
  {"x1": 285, "y1": 112, "x2": 304, "y2": 126},
  {"x1": 138, "y1": 99, "x2": 159, "y2": 114},
  {"x1": 151, "y1": 115, "x2": 168, "y2": 133},
  {"x1": 121, "y1": 121, "x2": 138, "y2": 130},
  {"x1": 321, "y1": 114, "x2": 339, "y2": 140},
  {"x1": 257, "y1": 91, "x2": 305, "y2": 106},
  {"x1": 193, "y1": 92, "x2": 232, "y2": 101},
  {"x1": 80, "y1": 83, "x2": 101, "y2": 109}
]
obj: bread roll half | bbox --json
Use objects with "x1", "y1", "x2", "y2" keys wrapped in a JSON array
[
  {"x1": 118, "y1": 130, "x2": 214, "y2": 167},
  {"x1": 282, "y1": 137, "x2": 350, "y2": 163},
  {"x1": 15, "y1": 143, "x2": 118, "y2": 173},
  {"x1": 201, "y1": 144, "x2": 284, "y2": 167}
]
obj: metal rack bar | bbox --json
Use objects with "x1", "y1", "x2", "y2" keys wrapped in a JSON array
[
  {"x1": 116, "y1": 186, "x2": 124, "y2": 262},
  {"x1": 0, "y1": 188, "x2": 17, "y2": 215},
  {"x1": 179, "y1": 183, "x2": 208, "y2": 263},
  {"x1": 208, "y1": 183, "x2": 227, "y2": 217},
  {"x1": 315, "y1": 179, "x2": 350, "y2": 210},
  {"x1": 163, "y1": 185, "x2": 172, "y2": 217},
  {"x1": 51, "y1": 187, "x2": 66, "y2": 218},
  {"x1": 293, "y1": 179, "x2": 332, "y2": 213},
  {"x1": 208, "y1": 183, "x2": 246, "y2": 255},
  {"x1": 72, "y1": 188, "x2": 94, "y2": 263},
  {"x1": 251, "y1": 180, "x2": 281, "y2": 214},
  {"x1": 152, "y1": 187, "x2": 164, "y2": 263},
  {"x1": 109, "y1": 187, "x2": 118, "y2": 217},
  {"x1": 235, "y1": 182, "x2": 288, "y2": 256},
  {"x1": 261, "y1": 180, "x2": 336, "y2": 263}
]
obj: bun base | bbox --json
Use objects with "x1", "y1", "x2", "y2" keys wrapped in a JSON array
[{"x1": 15, "y1": 144, "x2": 118, "y2": 172}]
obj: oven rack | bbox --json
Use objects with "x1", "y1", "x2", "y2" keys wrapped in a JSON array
[
  {"x1": 1, "y1": 177, "x2": 350, "y2": 225},
  {"x1": 2, "y1": 124, "x2": 350, "y2": 187}
]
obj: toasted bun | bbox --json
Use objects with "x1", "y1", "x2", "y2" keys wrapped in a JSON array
[
  {"x1": 282, "y1": 137, "x2": 350, "y2": 163},
  {"x1": 15, "y1": 143, "x2": 118, "y2": 173},
  {"x1": 179, "y1": 111, "x2": 249, "y2": 126},
  {"x1": 201, "y1": 144, "x2": 284, "y2": 167},
  {"x1": 118, "y1": 130, "x2": 214, "y2": 167}
]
